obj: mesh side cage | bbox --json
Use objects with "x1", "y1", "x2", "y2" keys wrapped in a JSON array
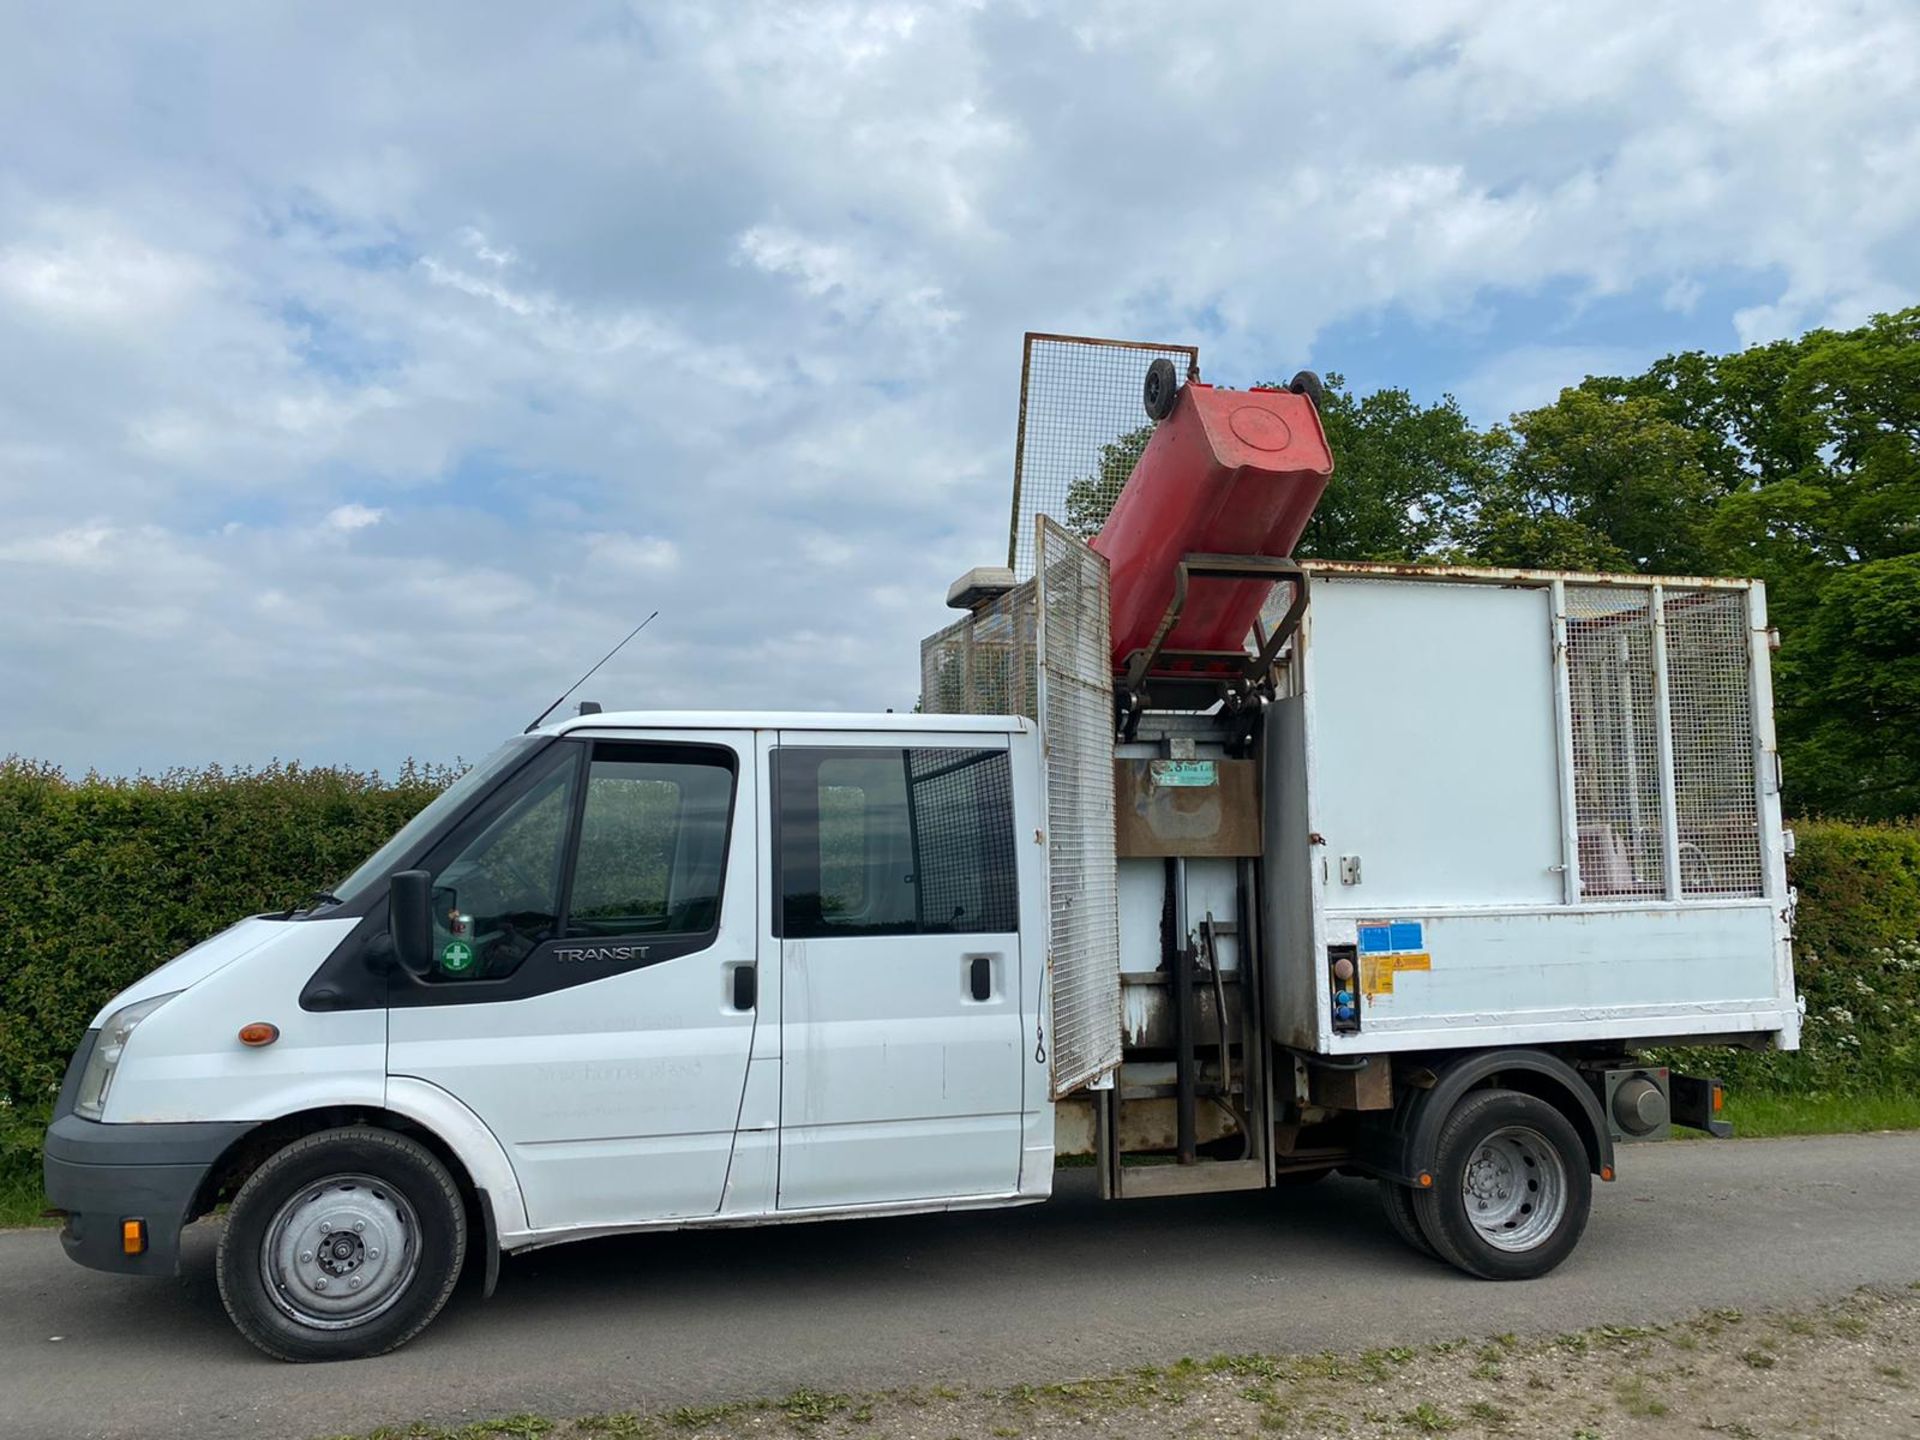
[
  {"x1": 1565, "y1": 583, "x2": 1763, "y2": 901},
  {"x1": 1005, "y1": 333, "x2": 1200, "y2": 581},
  {"x1": 1035, "y1": 518, "x2": 1122, "y2": 1095},
  {"x1": 1664, "y1": 589, "x2": 1763, "y2": 896},
  {"x1": 920, "y1": 519, "x2": 1122, "y2": 1096},
  {"x1": 1566, "y1": 587, "x2": 1668, "y2": 897}
]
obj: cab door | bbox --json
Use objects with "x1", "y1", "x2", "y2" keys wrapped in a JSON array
[
  {"x1": 772, "y1": 731, "x2": 1026, "y2": 1210},
  {"x1": 388, "y1": 731, "x2": 760, "y2": 1231}
]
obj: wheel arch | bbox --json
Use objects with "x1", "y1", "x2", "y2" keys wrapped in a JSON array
[
  {"x1": 1393, "y1": 1048, "x2": 1613, "y2": 1186},
  {"x1": 189, "y1": 1081, "x2": 526, "y2": 1260}
]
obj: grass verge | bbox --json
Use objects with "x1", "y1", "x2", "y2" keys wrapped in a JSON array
[
  {"x1": 0, "y1": 1171, "x2": 50, "y2": 1229},
  {"x1": 1718, "y1": 1089, "x2": 1920, "y2": 1137},
  {"x1": 317, "y1": 1288, "x2": 1920, "y2": 1439}
]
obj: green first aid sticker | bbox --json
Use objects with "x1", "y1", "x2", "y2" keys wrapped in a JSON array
[{"x1": 439, "y1": 940, "x2": 476, "y2": 974}]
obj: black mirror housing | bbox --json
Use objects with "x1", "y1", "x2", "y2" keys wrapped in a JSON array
[{"x1": 389, "y1": 869, "x2": 435, "y2": 978}]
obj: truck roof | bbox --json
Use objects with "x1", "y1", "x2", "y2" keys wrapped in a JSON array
[{"x1": 540, "y1": 710, "x2": 1033, "y2": 737}]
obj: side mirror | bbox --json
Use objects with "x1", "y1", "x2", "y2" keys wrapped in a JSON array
[{"x1": 389, "y1": 869, "x2": 435, "y2": 978}]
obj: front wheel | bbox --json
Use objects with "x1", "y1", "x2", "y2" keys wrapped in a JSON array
[
  {"x1": 217, "y1": 1126, "x2": 467, "y2": 1361},
  {"x1": 1412, "y1": 1089, "x2": 1592, "y2": 1280}
]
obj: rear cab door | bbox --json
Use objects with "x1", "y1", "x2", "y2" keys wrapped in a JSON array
[{"x1": 771, "y1": 726, "x2": 1033, "y2": 1210}]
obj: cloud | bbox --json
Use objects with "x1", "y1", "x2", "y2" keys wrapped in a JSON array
[
  {"x1": 1452, "y1": 344, "x2": 1651, "y2": 426},
  {"x1": 585, "y1": 532, "x2": 680, "y2": 574},
  {"x1": 325, "y1": 503, "x2": 385, "y2": 531},
  {"x1": 0, "y1": 0, "x2": 1916, "y2": 775}
]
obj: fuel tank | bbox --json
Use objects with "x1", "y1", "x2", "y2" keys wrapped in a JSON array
[{"x1": 1092, "y1": 381, "x2": 1332, "y2": 676}]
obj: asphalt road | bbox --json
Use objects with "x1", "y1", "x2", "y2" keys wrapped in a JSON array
[{"x1": 4, "y1": 1132, "x2": 1918, "y2": 1440}]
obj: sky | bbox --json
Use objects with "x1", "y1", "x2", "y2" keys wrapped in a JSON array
[{"x1": 3, "y1": 1, "x2": 1918, "y2": 776}]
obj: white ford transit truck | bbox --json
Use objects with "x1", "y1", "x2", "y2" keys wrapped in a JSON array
[{"x1": 45, "y1": 366, "x2": 1799, "y2": 1363}]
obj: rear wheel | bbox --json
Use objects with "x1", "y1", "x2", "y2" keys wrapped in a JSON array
[
  {"x1": 1377, "y1": 1178, "x2": 1438, "y2": 1259},
  {"x1": 1412, "y1": 1089, "x2": 1592, "y2": 1280},
  {"x1": 217, "y1": 1127, "x2": 467, "y2": 1362}
]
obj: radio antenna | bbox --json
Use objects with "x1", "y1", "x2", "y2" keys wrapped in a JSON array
[{"x1": 524, "y1": 610, "x2": 659, "y2": 733}]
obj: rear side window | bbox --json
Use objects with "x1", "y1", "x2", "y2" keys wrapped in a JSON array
[{"x1": 775, "y1": 746, "x2": 1018, "y2": 938}]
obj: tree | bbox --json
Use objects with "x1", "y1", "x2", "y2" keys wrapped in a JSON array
[
  {"x1": 1697, "y1": 308, "x2": 1920, "y2": 818},
  {"x1": 1296, "y1": 377, "x2": 1503, "y2": 561},
  {"x1": 1463, "y1": 388, "x2": 1718, "y2": 574},
  {"x1": 1064, "y1": 424, "x2": 1152, "y2": 539}
]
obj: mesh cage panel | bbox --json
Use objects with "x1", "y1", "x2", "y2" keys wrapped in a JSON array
[
  {"x1": 1664, "y1": 590, "x2": 1763, "y2": 896},
  {"x1": 1035, "y1": 517, "x2": 1122, "y2": 1096},
  {"x1": 1566, "y1": 586, "x2": 1667, "y2": 898},
  {"x1": 1006, "y1": 334, "x2": 1199, "y2": 580},
  {"x1": 919, "y1": 585, "x2": 1037, "y2": 720}
]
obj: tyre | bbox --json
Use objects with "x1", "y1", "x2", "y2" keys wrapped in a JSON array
[
  {"x1": 1143, "y1": 357, "x2": 1180, "y2": 420},
  {"x1": 1412, "y1": 1089, "x2": 1592, "y2": 1280},
  {"x1": 1377, "y1": 1178, "x2": 1438, "y2": 1259},
  {"x1": 1287, "y1": 370, "x2": 1325, "y2": 408},
  {"x1": 217, "y1": 1126, "x2": 467, "y2": 1362},
  {"x1": 1284, "y1": 369, "x2": 1325, "y2": 408}
]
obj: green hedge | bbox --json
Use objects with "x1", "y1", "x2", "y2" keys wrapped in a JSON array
[
  {"x1": 1, "y1": 760, "x2": 1916, "y2": 1208},
  {"x1": 1685, "y1": 819, "x2": 1920, "y2": 1096},
  {"x1": 0, "y1": 758, "x2": 454, "y2": 1119}
]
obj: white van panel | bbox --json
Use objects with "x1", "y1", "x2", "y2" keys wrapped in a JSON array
[{"x1": 102, "y1": 918, "x2": 380, "y2": 1124}]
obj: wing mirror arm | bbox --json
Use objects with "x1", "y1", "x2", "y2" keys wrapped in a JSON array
[{"x1": 388, "y1": 869, "x2": 436, "y2": 979}]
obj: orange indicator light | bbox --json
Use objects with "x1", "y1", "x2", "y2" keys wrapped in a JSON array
[
  {"x1": 238, "y1": 1022, "x2": 279, "y2": 1047},
  {"x1": 122, "y1": 1219, "x2": 147, "y2": 1255}
]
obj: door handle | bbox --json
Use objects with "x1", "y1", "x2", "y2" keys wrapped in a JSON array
[
  {"x1": 968, "y1": 954, "x2": 992, "y2": 1003},
  {"x1": 729, "y1": 963, "x2": 756, "y2": 1012}
]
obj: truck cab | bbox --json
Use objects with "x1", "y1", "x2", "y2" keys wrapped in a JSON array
[{"x1": 45, "y1": 713, "x2": 1055, "y2": 1361}]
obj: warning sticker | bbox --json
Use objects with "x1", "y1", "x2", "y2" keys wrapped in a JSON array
[
  {"x1": 1354, "y1": 919, "x2": 1430, "y2": 998},
  {"x1": 1360, "y1": 951, "x2": 1431, "y2": 998}
]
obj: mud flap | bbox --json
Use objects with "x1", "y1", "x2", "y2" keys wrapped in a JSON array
[{"x1": 1671, "y1": 1074, "x2": 1734, "y2": 1138}]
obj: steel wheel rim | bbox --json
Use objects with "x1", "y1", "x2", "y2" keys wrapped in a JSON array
[
  {"x1": 1461, "y1": 1125, "x2": 1567, "y2": 1252},
  {"x1": 260, "y1": 1172, "x2": 421, "y2": 1330}
]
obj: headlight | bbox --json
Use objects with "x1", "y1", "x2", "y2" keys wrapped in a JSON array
[{"x1": 73, "y1": 993, "x2": 179, "y2": 1121}]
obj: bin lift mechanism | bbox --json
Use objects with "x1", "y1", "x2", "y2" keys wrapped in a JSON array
[
  {"x1": 1116, "y1": 552, "x2": 1309, "y2": 739},
  {"x1": 1093, "y1": 356, "x2": 1330, "y2": 740}
]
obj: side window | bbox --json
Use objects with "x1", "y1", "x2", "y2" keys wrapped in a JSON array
[
  {"x1": 567, "y1": 746, "x2": 735, "y2": 939},
  {"x1": 429, "y1": 749, "x2": 579, "y2": 980},
  {"x1": 776, "y1": 746, "x2": 1017, "y2": 938}
]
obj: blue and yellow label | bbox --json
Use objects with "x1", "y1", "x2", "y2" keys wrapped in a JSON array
[{"x1": 1356, "y1": 920, "x2": 1430, "y2": 998}]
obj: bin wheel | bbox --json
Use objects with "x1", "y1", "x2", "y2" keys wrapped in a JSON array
[
  {"x1": 1287, "y1": 370, "x2": 1325, "y2": 409},
  {"x1": 1411, "y1": 1089, "x2": 1592, "y2": 1280},
  {"x1": 217, "y1": 1126, "x2": 467, "y2": 1361},
  {"x1": 1143, "y1": 357, "x2": 1180, "y2": 421}
]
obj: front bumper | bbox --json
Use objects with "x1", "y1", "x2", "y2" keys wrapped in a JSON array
[{"x1": 43, "y1": 1045, "x2": 254, "y2": 1277}]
